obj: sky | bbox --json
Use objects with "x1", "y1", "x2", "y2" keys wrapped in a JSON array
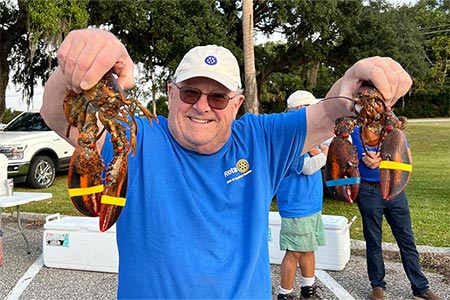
[
  {"x1": 5, "y1": 83, "x2": 43, "y2": 112},
  {"x1": 5, "y1": 0, "x2": 419, "y2": 112}
]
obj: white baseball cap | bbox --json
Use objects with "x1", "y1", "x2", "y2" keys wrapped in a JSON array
[
  {"x1": 173, "y1": 45, "x2": 242, "y2": 91},
  {"x1": 286, "y1": 90, "x2": 318, "y2": 109}
]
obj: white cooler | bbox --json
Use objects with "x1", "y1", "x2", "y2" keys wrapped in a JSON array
[
  {"x1": 43, "y1": 213, "x2": 118, "y2": 273},
  {"x1": 268, "y1": 212, "x2": 356, "y2": 271}
]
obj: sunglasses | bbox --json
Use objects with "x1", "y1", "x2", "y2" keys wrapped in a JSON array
[{"x1": 173, "y1": 83, "x2": 237, "y2": 110}]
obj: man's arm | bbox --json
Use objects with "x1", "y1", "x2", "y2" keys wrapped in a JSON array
[{"x1": 302, "y1": 144, "x2": 329, "y2": 175}]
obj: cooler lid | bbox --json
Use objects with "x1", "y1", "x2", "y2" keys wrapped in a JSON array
[
  {"x1": 269, "y1": 211, "x2": 281, "y2": 223},
  {"x1": 322, "y1": 215, "x2": 348, "y2": 230},
  {"x1": 44, "y1": 216, "x2": 116, "y2": 233}
]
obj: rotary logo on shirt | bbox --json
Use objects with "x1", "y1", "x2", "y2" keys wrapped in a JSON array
[{"x1": 224, "y1": 159, "x2": 253, "y2": 184}]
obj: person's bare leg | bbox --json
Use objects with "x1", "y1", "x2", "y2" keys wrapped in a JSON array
[
  {"x1": 280, "y1": 250, "x2": 300, "y2": 290},
  {"x1": 298, "y1": 251, "x2": 315, "y2": 279}
]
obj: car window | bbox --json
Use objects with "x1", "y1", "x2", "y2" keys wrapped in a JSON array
[{"x1": 4, "y1": 112, "x2": 52, "y2": 131}]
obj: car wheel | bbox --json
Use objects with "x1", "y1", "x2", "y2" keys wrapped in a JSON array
[{"x1": 26, "y1": 155, "x2": 56, "y2": 189}]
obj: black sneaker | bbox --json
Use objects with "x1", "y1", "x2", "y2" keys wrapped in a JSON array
[
  {"x1": 277, "y1": 293, "x2": 295, "y2": 300},
  {"x1": 300, "y1": 284, "x2": 319, "y2": 299}
]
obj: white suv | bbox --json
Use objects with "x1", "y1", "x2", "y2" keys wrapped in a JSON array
[{"x1": 0, "y1": 111, "x2": 74, "y2": 188}]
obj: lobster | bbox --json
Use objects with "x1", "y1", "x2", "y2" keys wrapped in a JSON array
[
  {"x1": 324, "y1": 83, "x2": 412, "y2": 202},
  {"x1": 64, "y1": 71, "x2": 157, "y2": 232}
]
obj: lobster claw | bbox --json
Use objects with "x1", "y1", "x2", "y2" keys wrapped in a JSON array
[
  {"x1": 99, "y1": 195, "x2": 125, "y2": 232},
  {"x1": 67, "y1": 144, "x2": 104, "y2": 217},
  {"x1": 379, "y1": 115, "x2": 412, "y2": 200},
  {"x1": 99, "y1": 154, "x2": 129, "y2": 232},
  {"x1": 325, "y1": 117, "x2": 361, "y2": 203}
]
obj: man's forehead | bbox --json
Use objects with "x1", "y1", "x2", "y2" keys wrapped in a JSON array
[{"x1": 178, "y1": 77, "x2": 230, "y2": 91}]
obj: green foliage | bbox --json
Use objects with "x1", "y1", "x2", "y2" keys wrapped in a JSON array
[
  {"x1": 153, "y1": 95, "x2": 169, "y2": 118},
  {"x1": 1, "y1": 0, "x2": 449, "y2": 118},
  {"x1": 27, "y1": 0, "x2": 89, "y2": 44},
  {"x1": 1, "y1": 108, "x2": 22, "y2": 124},
  {"x1": 398, "y1": 85, "x2": 450, "y2": 117},
  {"x1": 3, "y1": 0, "x2": 90, "y2": 113},
  {"x1": 88, "y1": 0, "x2": 237, "y2": 100}
]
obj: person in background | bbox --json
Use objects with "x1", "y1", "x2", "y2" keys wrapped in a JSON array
[
  {"x1": 351, "y1": 126, "x2": 442, "y2": 300},
  {"x1": 276, "y1": 90, "x2": 328, "y2": 300},
  {"x1": 40, "y1": 28, "x2": 413, "y2": 299}
]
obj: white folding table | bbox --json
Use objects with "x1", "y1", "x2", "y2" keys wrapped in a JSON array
[{"x1": 0, "y1": 192, "x2": 53, "y2": 254}]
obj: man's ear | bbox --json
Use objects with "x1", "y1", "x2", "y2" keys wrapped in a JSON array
[{"x1": 233, "y1": 96, "x2": 245, "y2": 115}]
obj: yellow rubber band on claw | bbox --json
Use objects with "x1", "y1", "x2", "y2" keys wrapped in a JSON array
[
  {"x1": 68, "y1": 185, "x2": 104, "y2": 197},
  {"x1": 380, "y1": 161, "x2": 412, "y2": 172},
  {"x1": 101, "y1": 195, "x2": 126, "y2": 206}
]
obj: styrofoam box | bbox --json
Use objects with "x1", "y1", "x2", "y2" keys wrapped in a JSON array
[
  {"x1": 43, "y1": 213, "x2": 118, "y2": 273},
  {"x1": 268, "y1": 212, "x2": 354, "y2": 271}
]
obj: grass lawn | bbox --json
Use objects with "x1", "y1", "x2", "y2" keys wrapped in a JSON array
[{"x1": 9, "y1": 121, "x2": 450, "y2": 248}]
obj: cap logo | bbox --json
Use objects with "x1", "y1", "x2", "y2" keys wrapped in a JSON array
[{"x1": 204, "y1": 55, "x2": 218, "y2": 66}]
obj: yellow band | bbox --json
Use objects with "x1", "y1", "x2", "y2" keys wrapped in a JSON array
[
  {"x1": 101, "y1": 195, "x2": 126, "y2": 206},
  {"x1": 68, "y1": 185, "x2": 104, "y2": 197},
  {"x1": 380, "y1": 160, "x2": 412, "y2": 172}
]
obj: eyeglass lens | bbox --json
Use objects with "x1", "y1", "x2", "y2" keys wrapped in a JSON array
[{"x1": 175, "y1": 84, "x2": 233, "y2": 110}]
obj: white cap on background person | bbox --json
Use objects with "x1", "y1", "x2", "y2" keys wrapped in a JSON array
[
  {"x1": 173, "y1": 45, "x2": 242, "y2": 91},
  {"x1": 286, "y1": 90, "x2": 318, "y2": 110}
]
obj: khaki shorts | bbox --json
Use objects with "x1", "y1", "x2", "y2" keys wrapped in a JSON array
[{"x1": 279, "y1": 212, "x2": 326, "y2": 252}]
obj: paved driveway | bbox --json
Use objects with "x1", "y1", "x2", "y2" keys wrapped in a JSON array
[{"x1": 1, "y1": 217, "x2": 449, "y2": 300}]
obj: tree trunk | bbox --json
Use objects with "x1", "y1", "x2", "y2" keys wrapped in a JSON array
[
  {"x1": 303, "y1": 61, "x2": 320, "y2": 91},
  {"x1": 242, "y1": 0, "x2": 258, "y2": 115}
]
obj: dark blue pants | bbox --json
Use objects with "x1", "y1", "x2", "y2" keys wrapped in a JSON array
[{"x1": 356, "y1": 183, "x2": 429, "y2": 295}]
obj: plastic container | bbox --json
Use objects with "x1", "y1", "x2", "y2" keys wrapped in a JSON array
[
  {"x1": 42, "y1": 214, "x2": 118, "y2": 273},
  {"x1": 268, "y1": 212, "x2": 356, "y2": 271}
]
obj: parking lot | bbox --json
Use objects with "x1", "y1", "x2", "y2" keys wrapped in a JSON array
[{"x1": 1, "y1": 214, "x2": 449, "y2": 300}]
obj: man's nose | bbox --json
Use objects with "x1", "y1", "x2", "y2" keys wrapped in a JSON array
[{"x1": 193, "y1": 94, "x2": 211, "y2": 111}]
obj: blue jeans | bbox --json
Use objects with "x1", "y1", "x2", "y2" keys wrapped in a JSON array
[{"x1": 356, "y1": 182, "x2": 429, "y2": 295}]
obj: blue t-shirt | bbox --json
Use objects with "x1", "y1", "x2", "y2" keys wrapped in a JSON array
[
  {"x1": 351, "y1": 126, "x2": 380, "y2": 182},
  {"x1": 102, "y1": 110, "x2": 306, "y2": 299},
  {"x1": 276, "y1": 153, "x2": 324, "y2": 218}
]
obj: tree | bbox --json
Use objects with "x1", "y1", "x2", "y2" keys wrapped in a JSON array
[
  {"x1": 402, "y1": 0, "x2": 450, "y2": 117},
  {"x1": 252, "y1": 0, "x2": 363, "y2": 107},
  {"x1": 0, "y1": 0, "x2": 89, "y2": 122},
  {"x1": 242, "y1": 0, "x2": 258, "y2": 114},
  {"x1": 0, "y1": 0, "x2": 28, "y2": 121},
  {"x1": 88, "y1": 0, "x2": 239, "y2": 114},
  {"x1": 2, "y1": 0, "x2": 448, "y2": 119}
]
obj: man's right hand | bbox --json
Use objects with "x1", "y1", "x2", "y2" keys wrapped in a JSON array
[
  {"x1": 362, "y1": 151, "x2": 382, "y2": 169},
  {"x1": 57, "y1": 28, "x2": 135, "y2": 93}
]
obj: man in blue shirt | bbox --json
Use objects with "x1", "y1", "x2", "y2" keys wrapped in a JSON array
[
  {"x1": 276, "y1": 91, "x2": 328, "y2": 300},
  {"x1": 351, "y1": 126, "x2": 441, "y2": 300},
  {"x1": 41, "y1": 28, "x2": 413, "y2": 299}
]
